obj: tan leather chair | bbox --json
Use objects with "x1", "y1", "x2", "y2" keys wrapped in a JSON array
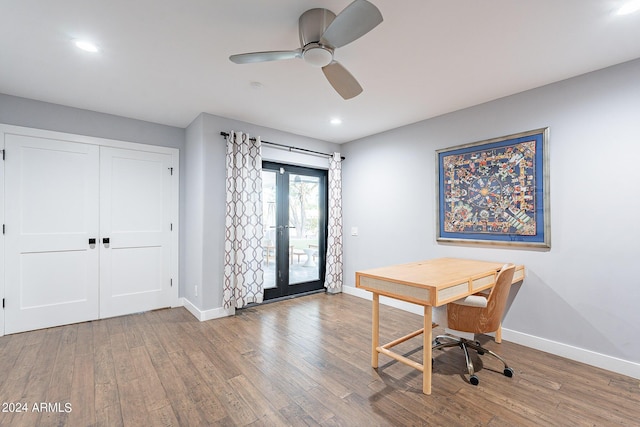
[{"x1": 432, "y1": 263, "x2": 516, "y2": 386}]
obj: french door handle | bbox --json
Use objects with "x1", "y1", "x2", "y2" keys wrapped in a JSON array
[{"x1": 103, "y1": 237, "x2": 110, "y2": 244}]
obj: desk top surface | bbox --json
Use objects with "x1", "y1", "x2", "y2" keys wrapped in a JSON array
[{"x1": 356, "y1": 257, "x2": 505, "y2": 289}]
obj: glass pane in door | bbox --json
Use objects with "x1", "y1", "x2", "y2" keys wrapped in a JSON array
[
  {"x1": 262, "y1": 170, "x2": 277, "y2": 289},
  {"x1": 288, "y1": 173, "x2": 320, "y2": 285},
  {"x1": 262, "y1": 161, "x2": 327, "y2": 301}
]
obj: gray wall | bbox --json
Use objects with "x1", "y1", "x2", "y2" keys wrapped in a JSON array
[
  {"x1": 0, "y1": 93, "x2": 184, "y2": 149},
  {"x1": 183, "y1": 114, "x2": 205, "y2": 308},
  {"x1": 341, "y1": 58, "x2": 640, "y2": 372}
]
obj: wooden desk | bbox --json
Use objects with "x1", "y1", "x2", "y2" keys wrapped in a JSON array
[{"x1": 355, "y1": 257, "x2": 525, "y2": 394}]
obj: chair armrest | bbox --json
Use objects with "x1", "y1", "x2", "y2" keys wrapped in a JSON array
[{"x1": 451, "y1": 295, "x2": 488, "y2": 308}]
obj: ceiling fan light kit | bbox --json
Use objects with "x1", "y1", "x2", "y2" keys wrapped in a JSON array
[
  {"x1": 302, "y1": 43, "x2": 334, "y2": 67},
  {"x1": 229, "y1": 0, "x2": 383, "y2": 99}
]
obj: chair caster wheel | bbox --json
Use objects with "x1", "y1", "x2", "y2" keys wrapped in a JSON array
[
  {"x1": 477, "y1": 349, "x2": 485, "y2": 355},
  {"x1": 469, "y1": 375, "x2": 479, "y2": 386},
  {"x1": 503, "y1": 367, "x2": 514, "y2": 377}
]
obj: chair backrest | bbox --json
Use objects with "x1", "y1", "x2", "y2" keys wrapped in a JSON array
[
  {"x1": 483, "y1": 264, "x2": 516, "y2": 331},
  {"x1": 447, "y1": 263, "x2": 516, "y2": 334}
]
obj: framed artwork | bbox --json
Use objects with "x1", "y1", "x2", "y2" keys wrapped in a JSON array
[{"x1": 436, "y1": 128, "x2": 550, "y2": 248}]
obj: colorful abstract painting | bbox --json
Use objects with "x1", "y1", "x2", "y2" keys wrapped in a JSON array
[{"x1": 436, "y1": 128, "x2": 550, "y2": 248}]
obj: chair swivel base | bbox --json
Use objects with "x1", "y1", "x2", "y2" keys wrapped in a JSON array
[{"x1": 432, "y1": 334, "x2": 514, "y2": 385}]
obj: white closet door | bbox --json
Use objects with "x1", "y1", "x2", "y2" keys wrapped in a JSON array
[
  {"x1": 4, "y1": 135, "x2": 100, "y2": 334},
  {"x1": 99, "y1": 147, "x2": 173, "y2": 318}
]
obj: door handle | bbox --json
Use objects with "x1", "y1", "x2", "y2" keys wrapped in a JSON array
[
  {"x1": 89, "y1": 238, "x2": 96, "y2": 245},
  {"x1": 103, "y1": 237, "x2": 110, "y2": 244}
]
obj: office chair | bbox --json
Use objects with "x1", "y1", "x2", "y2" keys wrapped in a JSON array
[{"x1": 432, "y1": 263, "x2": 516, "y2": 386}]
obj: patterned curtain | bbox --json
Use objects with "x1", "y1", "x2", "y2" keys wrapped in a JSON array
[
  {"x1": 223, "y1": 131, "x2": 264, "y2": 309},
  {"x1": 324, "y1": 153, "x2": 343, "y2": 293}
]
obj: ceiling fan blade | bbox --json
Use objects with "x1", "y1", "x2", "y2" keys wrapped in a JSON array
[
  {"x1": 229, "y1": 50, "x2": 302, "y2": 64},
  {"x1": 322, "y1": 61, "x2": 363, "y2": 100},
  {"x1": 320, "y1": 0, "x2": 383, "y2": 48}
]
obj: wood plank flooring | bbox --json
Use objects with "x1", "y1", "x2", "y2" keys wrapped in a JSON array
[{"x1": 0, "y1": 293, "x2": 638, "y2": 426}]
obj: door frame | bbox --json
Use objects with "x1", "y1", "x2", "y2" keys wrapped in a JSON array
[
  {"x1": 262, "y1": 161, "x2": 328, "y2": 300},
  {"x1": 0, "y1": 131, "x2": 4, "y2": 336},
  {"x1": 0, "y1": 124, "x2": 180, "y2": 336}
]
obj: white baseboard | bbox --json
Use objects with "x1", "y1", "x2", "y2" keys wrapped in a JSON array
[
  {"x1": 502, "y1": 329, "x2": 640, "y2": 379},
  {"x1": 181, "y1": 297, "x2": 235, "y2": 321},
  {"x1": 341, "y1": 286, "x2": 640, "y2": 380}
]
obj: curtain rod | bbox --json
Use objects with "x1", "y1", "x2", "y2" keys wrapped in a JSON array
[{"x1": 220, "y1": 132, "x2": 345, "y2": 160}]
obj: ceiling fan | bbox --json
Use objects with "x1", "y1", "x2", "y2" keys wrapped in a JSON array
[{"x1": 229, "y1": 0, "x2": 383, "y2": 100}]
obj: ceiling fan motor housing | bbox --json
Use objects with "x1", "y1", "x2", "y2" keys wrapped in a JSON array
[
  {"x1": 299, "y1": 8, "x2": 336, "y2": 46},
  {"x1": 299, "y1": 8, "x2": 336, "y2": 67}
]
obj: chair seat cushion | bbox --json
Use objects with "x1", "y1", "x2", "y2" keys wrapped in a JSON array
[{"x1": 451, "y1": 295, "x2": 488, "y2": 308}]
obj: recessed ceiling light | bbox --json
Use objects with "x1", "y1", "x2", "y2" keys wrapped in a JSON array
[
  {"x1": 250, "y1": 81, "x2": 263, "y2": 89},
  {"x1": 74, "y1": 40, "x2": 99, "y2": 53},
  {"x1": 616, "y1": 0, "x2": 640, "y2": 15},
  {"x1": 330, "y1": 118, "x2": 342, "y2": 125}
]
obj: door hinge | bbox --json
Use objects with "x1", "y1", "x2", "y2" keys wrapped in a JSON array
[
  {"x1": 168, "y1": 167, "x2": 173, "y2": 175},
  {"x1": 170, "y1": 223, "x2": 173, "y2": 231},
  {"x1": 2, "y1": 298, "x2": 5, "y2": 309},
  {"x1": 170, "y1": 278, "x2": 173, "y2": 287},
  {"x1": 2, "y1": 224, "x2": 4, "y2": 235},
  {"x1": 1, "y1": 149, "x2": 4, "y2": 160}
]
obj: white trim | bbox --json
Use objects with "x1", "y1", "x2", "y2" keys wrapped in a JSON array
[
  {"x1": 0, "y1": 136, "x2": 4, "y2": 337},
  {"x1": 342, "y1": 285, "x2": 640, "y2": 380},
  {"x1": 502, "y1": 329, "x2": 640, "y2": 380},
  {"x1": 182, "y1": 297, "x2": 235, "y2": 322},
  {"x1": 0, "y1": 124, "x2": 177, "y2": 155},
  {"x1": 168, "y1": 149, "x2": 180, "y2": 310}
]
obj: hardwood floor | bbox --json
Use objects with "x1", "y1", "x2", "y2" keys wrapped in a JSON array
[{"x1": 0, "y1": 293, "x2": 638, "y2": 426}]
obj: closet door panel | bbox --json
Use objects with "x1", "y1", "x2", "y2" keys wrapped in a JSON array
[
  {"x1": 99, "y1": 147, "x2": 173, "y2": 318},
  {"x1": 4, "y1": 135, "x2": 100, "y2": 334}
]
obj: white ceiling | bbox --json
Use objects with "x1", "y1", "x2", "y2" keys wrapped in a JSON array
[{"x1": 2, "y1": 0, "x2": 640, "y2": 143}]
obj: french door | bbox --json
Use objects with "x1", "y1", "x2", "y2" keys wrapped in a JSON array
[{"x1": 262, "y1": 162, "x2": 327, "y2": 300}]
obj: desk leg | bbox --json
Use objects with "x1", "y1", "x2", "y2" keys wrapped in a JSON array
[
  {"x1": 372, "y1": 293, "x2": 380, "y2": 368},
  {"x1": 423, "y1": 305, "x2": 432, "y2": 395}
]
